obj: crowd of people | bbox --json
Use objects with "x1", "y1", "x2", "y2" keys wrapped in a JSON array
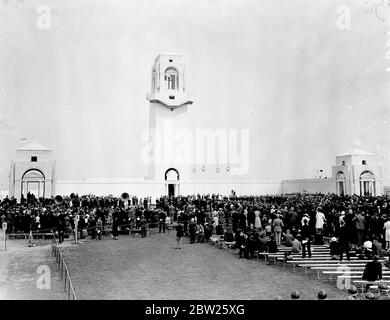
[
  {"x1": 1, "y1": 191, "x2": 390, "y2": 256},
  {"x1": 2, "y1": 191, "x2": 390, "y2": 299}
]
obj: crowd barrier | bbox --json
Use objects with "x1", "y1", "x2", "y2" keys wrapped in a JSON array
[{"x1": 51, "y1": 231, "x2": 77, "y2": 300}]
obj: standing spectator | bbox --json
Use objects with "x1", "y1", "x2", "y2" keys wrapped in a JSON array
[
  {"x1": 165, "y1": 214, "x2": 171, "y2": 233},
  {"x1": 140, "y1": 216, "x2": 147, "y2": 238},
  {"x1": 158, "y1": 210, "x2": 166, "y2": 233},
  {"x1": 57, "y1": 214, "x2": 65, "y2": 244},
  {"x1": 315, "y1": 207, "x2": 326, "y2": 233},
  {"x1": 238, "y1": 233, "x2": 249, "y2": 259},
  {"x1": 175, "y1": 223, "x2": 184, "y2": 249},
  {"x1": 78, "y1": 214, "x2": 86, "y2": 239},
  {"x1": 329, "y1": 237, "x2": 339, "y2": 260},
  {"x1": 273, "y1": 214, "x2": 284, "y2": 246},
  {"x1": 204, "y1": 222, "x2": 212, "y2": 243},
  {"x1": 112, "y1": 214, "x2": 119, "y2": 240},
  {"x1": 339, "y1": 219, "x2": 351, "y2": 261},
  {"x1": 300, "y1": 219, "x2": 312, "y2": 258},
  {"x1": 96, "y1": 217, "x2": 103, "y2": 240},
  {"x1": 315, "y1": 207, "x2": 326, "y2": 244},
  {"x1": 354, "y1": 211, "x2": 366, "y2": 246},
  {"x1": 289, "y1": 207, "x2": 299, "y2": 232},
  {"x1": 196, "y1": 223, "x2": 204, "y2": 243},
  {"x1": 383, "y1": 217, "x2": 390, "y2": 250},
  {"x1": 189, "y1": 218, "x2": 197, "y2": 244},
  {"x1": 254, "y1": 210, "x2": 261, "y2": 230}
]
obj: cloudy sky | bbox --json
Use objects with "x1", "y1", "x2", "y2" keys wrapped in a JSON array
[{"x1": 0, "y1": 0, "x2": 389, "y2": 189}]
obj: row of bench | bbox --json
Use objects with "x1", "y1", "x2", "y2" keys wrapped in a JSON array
[{"x1": 211, "y1": 238, "x2": 390, "y2": 294}]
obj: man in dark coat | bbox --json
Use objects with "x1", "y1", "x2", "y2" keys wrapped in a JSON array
[
  {"x1": 363, "y1": 255, "x2": 383, "y2": 291},
  {"x1": 188, "y1": 219, "x2": 197, "y2": 244},
  {"x1": 158, "y1": 210, "x2": 166, "y2": 233},
  {"x1": 57, "y1": 214, "x2": 65, "y2": 244},
  {"x1": 175, "y1": 223, "x2": 184, "y2": 249},
  {"x1": 232, "y1": 210, "x2": 239, "y2": 233},
  {"x1": 140, "y1": 216, "x2": 148, "y2": 237},
  {"x1": 112, "y1": 214, "x2": 119, "y2": 240},
  {"x1": 300, "y1": 219, "x2": 312, "y2": 258},
  {"x1": 339, "y1": 222, "x2": 351, "y2": 261}
]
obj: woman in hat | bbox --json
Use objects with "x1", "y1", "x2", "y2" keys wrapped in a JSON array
[
  {"x1": 301, "y1": 213, "x2": 310, "y2": 226},
  {"x1": 254, "y1": 209, "x2": 261, "y2": 230},
  {"x1": 329, "y1": 237, "x2": 339, "y2": 260}
]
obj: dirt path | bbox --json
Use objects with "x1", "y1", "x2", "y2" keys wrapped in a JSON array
[
  {"x1": 0, "y1": 239, "x2": 66, "y2": 300},
  {"x1": 61, "y1": 233, "x2": 348, "y2": 300}
]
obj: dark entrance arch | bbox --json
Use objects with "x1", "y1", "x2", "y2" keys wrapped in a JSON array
[
  {"x1": 21, "y1": 168, "x2": 46, "y2": 199},
  {"x1": 165, "y1": 168, "x2": 179, "y2": 197}
]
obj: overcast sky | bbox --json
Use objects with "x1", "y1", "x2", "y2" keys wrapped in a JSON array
[{"x1": 0, "y1": 0, "x2": 389, "y2": 189}]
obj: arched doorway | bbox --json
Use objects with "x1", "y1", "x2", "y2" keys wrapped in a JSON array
[
  {"x1": 21, "y1": 169, "x2": 45, "y2": 199},
  {"x1": 336, "y1": 171, "x2": 346, "y2": 196},
  {"x1": 165, "y1": 168, "x2": 179, "y2": 197},
  {"x1": 359, "y1": 170, "x2": 375, "y2": 196}
]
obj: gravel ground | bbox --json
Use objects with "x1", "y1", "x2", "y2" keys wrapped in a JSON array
[
  {"x1": 60, "y1": 233, "x2": 348, "y2": 300},
  {"x1": 0, "y1": 239, "x2": 67, "y2": 300}
]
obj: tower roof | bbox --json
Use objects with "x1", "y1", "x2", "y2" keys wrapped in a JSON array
[
  {"x1": 336, "y1": 148, "x2": 375, "y2": 157},
  {"x1": 17, "y1": 142, "x2": 52, "y2": 151}
]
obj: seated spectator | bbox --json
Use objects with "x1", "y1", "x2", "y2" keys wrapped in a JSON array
[
  {"x1": 329, "y1": 237, "x2": 339, "y2": 260},
  {"x1": 283, "y1": 229, "x2": 294, "y2": 247},
  {"x1": 216, "y1": 224, "x2": 224, "y2": 236},
  {"x1": 224, "y1": 228, "x2": 235, "y2": 243},
  {"x1": 266, "y1": 235, "x2": 278, "y2": 253},
  {"x1": 291, "y1": 236, "x2": 302, "y2": 254},
  {"x1": 362, "y1": 255, "x2": 382, "y2": 291},
  {"x1": 372, "y1": 237, "x2": 384, "y2": 257},
  {"x1": 246, "y1": 232, "x2": 259, "y2": 258},
  {"x1": 258, "y1": 232, "x2": 268, "y2": 252},
  {"x1": 265, "y1": 223, "x2": 272, "y2": 237}
]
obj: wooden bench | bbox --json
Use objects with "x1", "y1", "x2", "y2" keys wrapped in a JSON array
[
  {"x1": 220, "y1": 241, "x2": 236, "y2": 250},
  {"x1": 323, "y1": 270, "x2": 390, "y2": 282},
  {"x1": 210, "y1": 235, "x2": 224, "y2": 246},
  {"x1": 293, "y1": 259, "x2": 384, "y2": 265},
  {"x1": 7, "y1": 233, "x2": 53, "y2": 239},
  {"x1": 130, "y1": 228, "x2": 142, "y2": 236},
  {"x1": 286, "y1": 258, "x2": 363, "y2": 271}
]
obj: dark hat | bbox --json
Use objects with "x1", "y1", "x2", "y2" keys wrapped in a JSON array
[
  {"x1": 317, "y1": 289, "x2": 327, "y2": 300},
  {"x1": 291, "y1": 290, "x2": 300, "y2": 299},
  {"x1": 348, "y1": 285, "x2": 358, "y2": 295}
]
